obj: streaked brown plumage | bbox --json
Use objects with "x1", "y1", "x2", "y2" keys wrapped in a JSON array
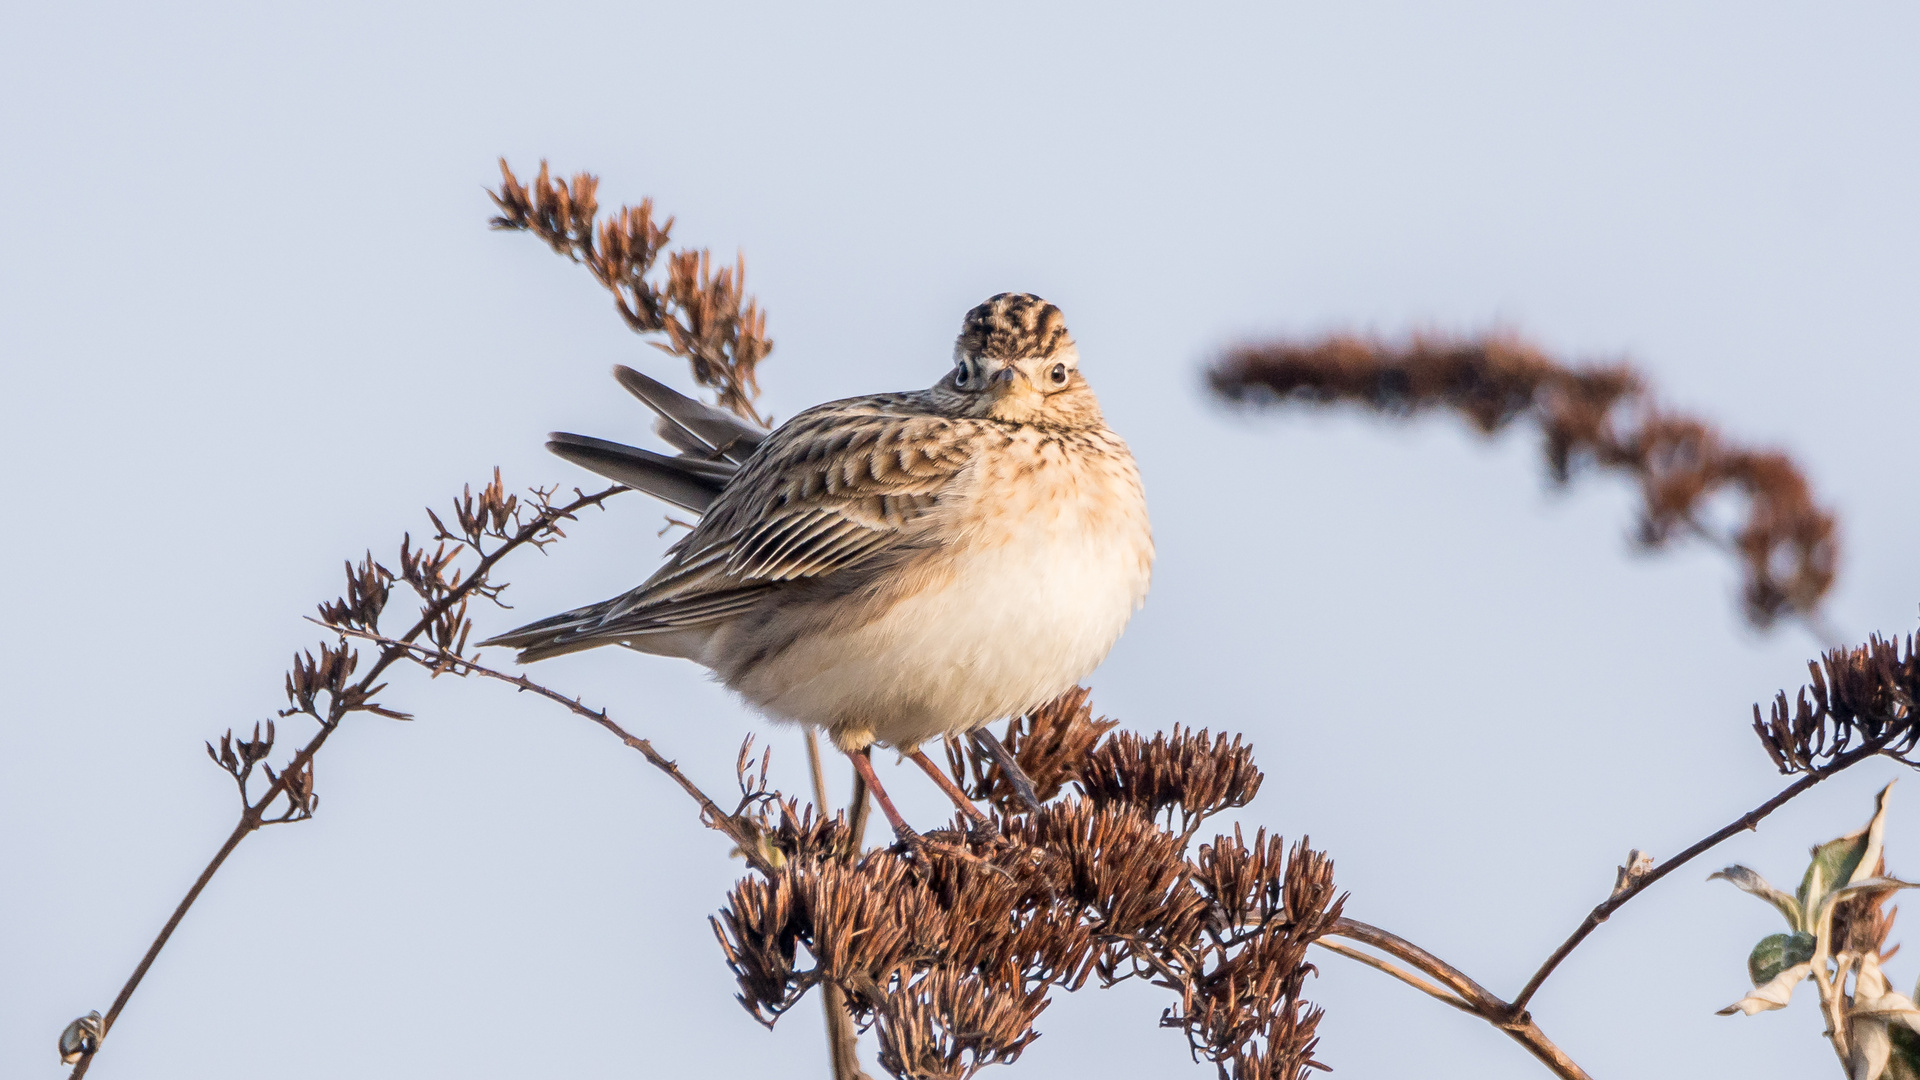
[{"x1": 485, "y1": 293, "x2": 1153, "y2": 834}]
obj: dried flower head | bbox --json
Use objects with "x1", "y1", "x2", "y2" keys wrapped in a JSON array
[
  {"x1": 872, "y1": 969, "x2": 1049, "y2": 1080},
  {"x1": 1209, "y1": 331, "x2": 1839, "y2": 629},
  {"x1": 490, "y1": 160, "x2": 773, "y2": 424},
  {"x1": 1753, "y1": 628, "x2": 1920, "y2": 773},
  {"x1": 1079, "y1": 725, "x2": 1263, "y2": 837}
]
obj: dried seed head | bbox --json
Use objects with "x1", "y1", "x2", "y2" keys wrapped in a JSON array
[
  {"x1": 1209, "y1": 331, "x2": 1838, "y2": 628},
  {"x1": 1167, "y1": 838, "x2": 1342, "y2": 1080},
  {"x1": 872, "y1": 969, "x2": 1049, "y2": 1080},
  {"x1": 1194, "y1": 826, "x2": 1294, "y2": 931},
  {"x1": 491, "y1": 159, "x2": 773, "y2": 424},
  {"x1": 711, "y1": 872, "x2": 803, "y2": 1025},
  {"x1": 1079, "y1": 725, "x2": 1263, "y2": 836},
  {"x1": 710, "y1": 714, "x2": 1337, "y2": 1080},
  {"x1": 1006, "y1": 801, "x2": 1207, "y2": 948},
  {"x1": 762, "y1": 802, "x2": 858, "y2": 867},
  {"x1": 316, "y1": 554, "x2": 393, "y2": 632},
  {"x1": 1753, "y1": 628, "x2": 1920, "y2": 773}
]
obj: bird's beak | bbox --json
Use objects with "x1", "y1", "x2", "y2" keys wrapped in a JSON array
[
  {"x1": 989, "y1": 366, "x2": 1028, "y2": 395},
  {"x1": 983, "y1": 363, "x2": 1044, "y2": 420}
]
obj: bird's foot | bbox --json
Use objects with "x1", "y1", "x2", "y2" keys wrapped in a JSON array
[
  {"x1": 969, "y1": 729, "x2": 1044, "y2": 812},
  {"x1": 964, "y1": 812, "x2": 1003, "y2": 846},
  {"x1": 889, "y1": 822, "x2": 929, "y2": 861}
]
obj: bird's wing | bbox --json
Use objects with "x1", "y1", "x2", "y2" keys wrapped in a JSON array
[
  {"x1": 541, "y1": 365, "x2": 769, "y2": 514},
  {"x1": 546, "y1": 432, "x2": 736, "y2": 514},
  {"x1": 610, "y1": 365, "x2": 767, "y2": 465},
  {"x1": 484, "y1": 395, "x2": 980, "y2": 658}
]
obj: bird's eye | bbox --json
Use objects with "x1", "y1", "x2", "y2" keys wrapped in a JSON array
[
  {"x1": 954, "y1": 360, "x2": 973, "y2": 388},
  {"x1": 1049, "y1": 363, "x2": 1068, "y2": 385}
]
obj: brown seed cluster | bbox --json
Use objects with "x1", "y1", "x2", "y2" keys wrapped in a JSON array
[
  {"x1": 1080, "y1": 726, "x2": 1263, "y2": 840},
  {"x1": 489, "y1": 159, "x2": 773, "y2": 424},
  {"x1": 1209, "y1": 332, "x2": 1838, "y2": 629},
  {"x1": 239, "y1": 474, "x2": 625, "y2": 826},
  {"x1": 1753, "y1": 627, "x2": 1920, "y2": 773},
  {"x1": 713, "y1": 691, "x2": 1343, "y2": 1080}
]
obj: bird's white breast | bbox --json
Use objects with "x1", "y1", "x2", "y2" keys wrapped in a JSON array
[{"x1": 727, "y1": 428, "x2": 1152, "y2": 750}]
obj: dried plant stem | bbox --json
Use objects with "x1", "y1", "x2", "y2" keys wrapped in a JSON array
[
  {"x1": 1209, "y1": 332, "x2": 1840, "y2": 630},
  {"x1": 72, "y1": 811, "x2": 253, "y2": 1080},
  {"x1": 803, "y1": 729, "x2": 869, "y2": 1080},
  {"x1": 1324, "y1": 919, "x2": 1592, "y2": 1080},
  {"x1": 1507, "y1": 734, "x2": 1893, "y2": 1015},
  {"x1": 1315, "y1": 735, "x2": 1893, "y2": 1080},
  {"x1": 67, "y1": 485, "x2": 624, "y2": 1079},
  {"x1": 1312, "y1": 938, "x2": 1476, "y2": 1014},
  {"x1": 329, "y1": 626, "x2": 771, "y2": 872},
  {"x1": 1812, "y1": 951, "x2": 1853, "y2": 1068}
]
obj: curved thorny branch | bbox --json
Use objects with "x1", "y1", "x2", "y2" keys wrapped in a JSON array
[{"x1": 1209, "y1": 332, "x2": 1839, "y2": 635}]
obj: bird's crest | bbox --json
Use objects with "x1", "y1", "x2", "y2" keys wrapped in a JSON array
[{"x1": 956, "y1": 293, "x2": 1076, "y2": 363}]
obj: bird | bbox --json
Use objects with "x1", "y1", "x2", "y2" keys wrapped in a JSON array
[{"x1": 483, "y1": 293, "x2": 1153, "y2": 841}]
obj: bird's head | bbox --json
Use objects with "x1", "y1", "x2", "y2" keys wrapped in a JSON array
[{"x1": 941, "y1": 293, "x2": 1103, "y2": 427}]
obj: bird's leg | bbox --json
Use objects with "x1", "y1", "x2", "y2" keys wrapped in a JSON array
[
  {"x1": 968, "y1": 729, "x2": 1044, "y2": 812},
  {"x1": 905, "y1": 748, "x2": 999, "y2": 840},
  {"x1": 846, "y1": 747, "x2": 918, "y2": 845}
]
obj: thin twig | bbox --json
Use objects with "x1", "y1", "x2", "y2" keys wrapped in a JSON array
[
  {"x1": 68, "y1": 485, "x2": 626, "y2": 1079},
  {"x1": 1324, "y1": 918, "x2": 1592, "y2": 1080},
  {"x1": 1325, "y1": 918, "x2": 1504, "y2": 1014},
  {"x1": 1312, "y1": 938, "x2": 1477, "y2": 1014},
  {"x1": 330, "y1": 625, "x2": 771, "y2": 872},
  {"x1": 1813, "y1": 951, "x2": 1853, "y2": 1068},
  {"x1": 1507, "y1": 735, "x2": 1893, "y2": 1015},
  {"x1": 803, "y1": 729, "x2": 869, "y2": 1080}
]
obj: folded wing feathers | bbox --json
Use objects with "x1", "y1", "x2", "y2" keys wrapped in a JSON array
[
  {"x1": 612, "y1": 365, "x2": 767, "y2": 465},
  {"x1": 545, "y1": 433, "x2": 732, "y2": 515},
  {"x1": 484, "y1": 374, "x2": 971, "y2": 664}
]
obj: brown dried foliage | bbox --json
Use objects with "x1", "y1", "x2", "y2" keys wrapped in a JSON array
[
  {"x1": 1081, "y1": 726, "x2": 1264, "y2": 841},
  {"x1": 1830, "y1": 853, "x2": 1903, "y2": 965},
  {"x1": 1753, "y1": 626, "x2": 1920, "y2": 774},
  {"x1": 489, "y1": 159, "x2": 773, "y2": 423},
  {"x1": 1210, "y1": 332, "x2": 1838, "y2": 629},
  {"x1": 203, "y1": 472, "x2": 610, "y2": 825},
  {"x1": 714, "y1": 695, "x2": 1343, "y2": 1080}
]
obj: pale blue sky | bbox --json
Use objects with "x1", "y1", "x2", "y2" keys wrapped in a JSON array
[{"x1": 4, "y1": 3, "x2": 1919, "y2": 1077}]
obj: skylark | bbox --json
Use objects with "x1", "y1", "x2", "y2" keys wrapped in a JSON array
[{"x1": 485, "y1": 293, "x2": 1153, "y2": 838}]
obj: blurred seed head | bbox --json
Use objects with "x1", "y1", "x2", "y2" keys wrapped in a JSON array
[{"x1": 1209, "y1": 331, "x2": 1839, "y2": 629}]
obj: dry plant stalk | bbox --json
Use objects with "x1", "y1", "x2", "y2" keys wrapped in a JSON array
[
  {"x1": 63, "y1": 159, "x2": 1918, "y2": 1080},
  {"x1": 713, "y1": 708, "x2": 1345, "y2": 1080},
  {"x1": 1209, "y1": 333, "x2": 1839, "y2": 632},
  {"x1": 59, "y1": 166, "x2": 782, "y2": 1078},
  {"x1": 62, "y1": 474, "x2": 627, "y2": 1079},
  {"x1": 489, "y1": 159, "x2": 773, "y2": 424}
]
